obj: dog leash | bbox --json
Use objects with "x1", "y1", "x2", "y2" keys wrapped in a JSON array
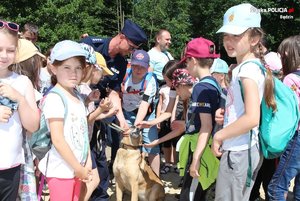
[{"x1": 102, "y1": 120, "x2": 124, "y2": 133}]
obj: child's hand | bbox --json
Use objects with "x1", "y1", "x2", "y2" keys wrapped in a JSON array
[
  {"x1": 87, "y1": 89, "x2": 100, "y2": 102},
  {"x1": 136, "y1": 121, "x2": 153, "y2": 128},
  {"x1": 189, "y1": 160, "x2": 200, "y2": 178},
  {"x1": 75, "y1": 166, "x2": 92, "y2": 181},
  {"x1": 99, "y1": 97, "x2": 112, "y2": 112},
  {"x1": 143, "y1": 139, "x2": 159, "y2": 148},
  {"x1": 0, "y1": 105, "x2": 12, "y2": 122},
  {"x1": 215, "y1": 108, "x2": 225, "y2": 125},
  {"x1": 0, "y1": 82, "x2": 22, "y2": 103},
  {"x1": 212, "y1": 133, "x2": 223, "y2": 157}
]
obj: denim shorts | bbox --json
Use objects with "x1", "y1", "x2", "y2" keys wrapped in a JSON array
[{"x1": 123, "y1": 110, "x2": 160, "y2": 155}]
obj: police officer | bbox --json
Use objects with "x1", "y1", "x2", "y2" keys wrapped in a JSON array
[{"x1": 81, "y1": 19, "x2": 147, "y2": 201}]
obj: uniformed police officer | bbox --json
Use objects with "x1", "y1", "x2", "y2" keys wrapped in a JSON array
[{"x1": 81, "y1": 19, "x2": 147, "y2": 201}]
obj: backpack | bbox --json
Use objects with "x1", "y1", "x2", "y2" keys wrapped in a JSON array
[
  {"x1": 29, "y1": 87, "x2": 68, "y2": 161},
  {"x1": 239, "y1": 60, "x2": 300, "y2": 159},
  {"x1": 121, "y1": 68, "x2": 159, "y2": 114}
]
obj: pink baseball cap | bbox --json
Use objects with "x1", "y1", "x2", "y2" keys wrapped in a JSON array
[
  {"x1": 264, "y1": 52, "x2": 282, "y2": 72},
  {"x1": 180, "y1": 37, "x2": 219, "y2": 63}
]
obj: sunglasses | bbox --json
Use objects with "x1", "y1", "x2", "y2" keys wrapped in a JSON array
[{"x1": 0, "y1": 20, "x2": 19, "y2": 32}]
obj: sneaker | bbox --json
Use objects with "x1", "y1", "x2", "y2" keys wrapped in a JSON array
[{"x1": 160, "y1": 165, "x2": 171, "y2": 174}]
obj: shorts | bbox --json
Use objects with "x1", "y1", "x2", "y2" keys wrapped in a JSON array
[
  {"x1": 159, "y1": 120, "x2": 180, "y2": 148},
  {"x1": 123, "y1": 110, "x2": 160, "y2": 155}
]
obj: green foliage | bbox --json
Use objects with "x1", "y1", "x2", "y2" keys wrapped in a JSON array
[{"x1": 0, "y1": 0, "x2": 299, "y2": 61}]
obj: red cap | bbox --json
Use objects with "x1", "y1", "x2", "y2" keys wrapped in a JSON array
[{"x1": 180, "y1": 37, "x2": 220, "y2": 63}]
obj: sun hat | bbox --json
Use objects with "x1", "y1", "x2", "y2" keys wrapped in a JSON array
[
  {"x1": 15, "y1": 39, "x2": 45, "y2": 63},
  {"x1": 50, "y1": 40, "x2": 86, "y2": 64},
  {"x1": 95, "y1": 52, "x2": 113, "y2": 76},
  {"x1": 121, "y1": 19, "x2": 147, "y2": 47},
  {"x1": 210, "y1": 58, "x2": 229, "y2": 74},
  {"x1": 131, "y1": 50, "x2": 150, "y2": 68},
  {"x1": 180, "y1": 37, "x2": 219, "y2": 63},
  {"x1": 216, "y1": 3, "x2": 261, "y2": 35},
  {"x1": 172, "y1": 68, "x2": 196, "y2": 88},
  {"x1": 264, "y1": 52, "x2": 282, "y2": 72}
]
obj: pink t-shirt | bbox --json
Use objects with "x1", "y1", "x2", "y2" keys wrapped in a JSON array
[{"x1": 283, "y1": 73, "x2": 300, "y2": 130}]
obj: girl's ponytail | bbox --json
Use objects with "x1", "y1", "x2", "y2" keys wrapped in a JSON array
[{"x1": 251, "y1": 28, "x2": 276, "y2": 111}]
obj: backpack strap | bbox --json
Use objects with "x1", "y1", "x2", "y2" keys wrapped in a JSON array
[
  {"x1": 200, "y1": 78, "x2": 227, "y2": 100},
  {"x1": 121, "y1": 68, "x2": 132, "y2": 93}
]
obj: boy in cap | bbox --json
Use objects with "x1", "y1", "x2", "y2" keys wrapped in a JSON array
[
  {"x1": 80, "y1": 19, "x2": 147, "y2": 201},
  {"x1": 178, "y1": 37, "x2": 220, "y2": 201},
  {"x1": 118, "y1": 50, "x2": 160, "y2": 176}
]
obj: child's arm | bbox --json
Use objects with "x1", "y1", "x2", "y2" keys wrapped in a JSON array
[
  {"x1": 170, "y1": 95, "x2": 179, "y2": 122},
  {"x1": 143, "y1": 125, "x2": 185, "y2": 148},
  {"x1": 49, "y1": 118, "x2": 91, "y2": 180},
  {"x1": 156, "y1": 93, "x2": 163, "y2": 129},
  {"x1": 137, "y1": 96, "x2": 176, "y2": 128},
  {"x1": 0, "y1": 81, "x2": 39, "y2": 133},
  {"x1": 87, "y1": 97, "x2": 112, "y2": 123},
  {"x1": 212, "y1": 77, "x2": 260, "y2": 156},
  {"x1": 189, "y1": 113, "x2": 212, "y2": 178},
  {"x1": 134, "y1": 100, "x2": 151, "y2": 126}
]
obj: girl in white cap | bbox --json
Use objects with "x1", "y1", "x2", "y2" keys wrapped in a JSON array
[
  {"x1": 38, "y1": 40, "x2": 92, "y2": 201},
  {"x1": 212, "y1": 3, "x2": 275, "y2": 201}
]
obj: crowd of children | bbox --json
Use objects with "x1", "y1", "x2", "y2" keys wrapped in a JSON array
[{"x1": 0, "y1": 2, "x2": 299, "y2": 201}]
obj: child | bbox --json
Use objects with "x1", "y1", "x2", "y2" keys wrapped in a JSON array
[
  {"x1": 176, "y1": 37, "x2": 220, "y2": 201},
  {"x1": 12, "y1": 38, "x2": 45, "y2": 201},
  {"x1": 39, "y1": 47, "x2": 53, "y2": 95},
  {"x1": 119, "y1": 50, "x2": 160, "y2": 176},
  {"x1": 212, "y1": 3, "x2": 271, "y2": 200},
  {"x1": 37, "y1": 40, "x2": 92, "y2": 201},
  {"x1": 0, "y1": 20, "x2": 39, "y2": 200},
  {"x1": 210, "y1": 58, "x2": 229, "y2": 90},
  {"x1": 78, "y1": 43, "x2": 114, "y2": 201},
  {"x1": 268, "y1": 35, "x2": 300, "y2": 200},
  {"x1": 156, "y1": 61, "x2": 181, "y2": 174}
]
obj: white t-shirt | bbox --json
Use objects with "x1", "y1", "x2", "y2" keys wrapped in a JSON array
[
  {"x1": 148, "y1": 48, "x2": 173, "y2": 81},
  {"x1": 222, "y1": 59, "x2": 265, "y2": 151},
  {"x1": 122, "y1": 74, "x2": 157, "y2": 112},
  {"x1": 39, "y1": 67, "x2": 52, "y2": 95},
  {"x1": 38, "y1": 90, "x2": 89, "y2": 178},
  {"x1": 0, "y1": 73, "x2": 31, "y2": 169}
]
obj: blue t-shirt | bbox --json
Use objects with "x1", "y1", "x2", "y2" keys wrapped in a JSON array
[
  {"x1": 80, "y1": 37, "x2": 128, "y2": 97},
  {"x1": 185, "y1": 76, "x2": 220, "y2": 134}
]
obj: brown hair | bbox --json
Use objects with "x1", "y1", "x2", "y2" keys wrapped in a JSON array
[
  {"x1": 51, "y1": 56, "x2": 86, "y2": 85},
  {"x1": 10, "y1": 54, "x2": 42, "y2": 90},
  {"x1": 163, "y1": 60, "x2": 182, "y2": 81},
  {"x1": 278, "y1": 35, "x2": 300, "y2": 76},
  {"x1": 249, "y1": 28, "x2": 276, "y2": 111},
  {"x1": 195, "y1": 58, "x2": 214, "y2": 68}
]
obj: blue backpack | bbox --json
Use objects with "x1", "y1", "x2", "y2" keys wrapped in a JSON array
[
  {"x1": 29, "y1": 87, "x2": 68, "y2": 160},
  {"x1": 239, "y1": 60, "x2": 300, "y2": 159}
]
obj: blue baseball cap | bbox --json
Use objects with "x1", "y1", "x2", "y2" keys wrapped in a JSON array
[
  {"x1": 131, "y1": 50, "x2": 149, "y2": 68},
  {"x1": 121, "y1": 19, "x2": 147, "y2": 47},
  {"x1": 216, "y1": 3, "x2": 261, "y2": 35},
  {"x1": 210, "y1": 58, "x2": 229, "y2": 74},
  {"x1": 50, "y1": 40, "x2": 86, "y2": 64}
]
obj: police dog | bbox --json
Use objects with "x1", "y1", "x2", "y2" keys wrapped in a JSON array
[{"x1": 113, "y1": 127, "x2": 165, "y2": 201}]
